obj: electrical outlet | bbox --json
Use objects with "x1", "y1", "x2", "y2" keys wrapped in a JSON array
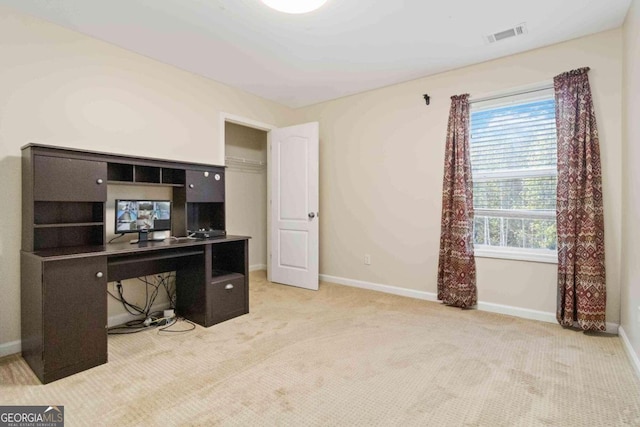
[{"x1": 364, "y1": 254, "x2": 371, "y2": 265}]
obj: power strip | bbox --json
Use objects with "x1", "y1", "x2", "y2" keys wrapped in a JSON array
[{"x1": 143, "y1": 312, "x2": 176, "y2": 327}]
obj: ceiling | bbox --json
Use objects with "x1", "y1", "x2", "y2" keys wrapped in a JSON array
[{"x1": 1, "y1": 0, "x2": 632, "y2": 108}]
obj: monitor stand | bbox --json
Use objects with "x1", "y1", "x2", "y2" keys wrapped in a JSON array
[{"x1": 129, "y1": 230, "x2": 165, "y2": 244}]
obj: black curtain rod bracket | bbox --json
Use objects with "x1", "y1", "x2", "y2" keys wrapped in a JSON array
[{"x1": 423, "y1": 94, "x2": 430, "y2": 105}]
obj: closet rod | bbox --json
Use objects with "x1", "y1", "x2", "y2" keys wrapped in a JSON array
[{"x1": 225, "y1": 155, "x2": 265, "y2": 166}]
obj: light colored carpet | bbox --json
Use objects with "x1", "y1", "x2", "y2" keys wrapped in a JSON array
[{"x1": 1, "y1": 270, "x2": 640, "y2": 426}]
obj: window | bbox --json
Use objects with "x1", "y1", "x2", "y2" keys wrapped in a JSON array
[{"x1": 470, "y1": 88, "x2": 557, "y2": 263}]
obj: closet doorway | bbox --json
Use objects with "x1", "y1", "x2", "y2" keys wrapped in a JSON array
[{"x1": 224, "y1": 119, "x2": 270, "y2": 273}]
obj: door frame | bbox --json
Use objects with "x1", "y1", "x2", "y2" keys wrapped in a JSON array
[{"x1": 220, "y1": 112, "x2": 276, "y2": 281}]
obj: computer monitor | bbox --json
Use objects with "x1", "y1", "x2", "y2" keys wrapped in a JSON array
[{"x1": 115, "y1": 200, "x2": 171, "y2": 242}]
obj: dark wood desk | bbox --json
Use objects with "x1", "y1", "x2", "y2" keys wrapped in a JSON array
[
  {"x1": 20, "y1": 144, "x2": 247, "y2": 384},
  {"x1": 21, "y1": 236, "x2": 249, "y2": 384}
]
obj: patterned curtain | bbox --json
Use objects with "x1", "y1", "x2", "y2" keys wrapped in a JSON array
[
  {"x1": 437, "y1": 94, "x2": 477, "y2": 308},
  {"x1": 554, "y1": 67, "x2": 606, "y2": 331}
]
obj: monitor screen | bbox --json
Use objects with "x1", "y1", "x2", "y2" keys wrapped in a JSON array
[{"x1": 115, "y1": 200, "x2": 171, "y2": 234}]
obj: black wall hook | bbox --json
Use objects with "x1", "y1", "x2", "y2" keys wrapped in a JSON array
[{"x1": 423, "y1": 94, "x2": 430, "y2": 105}]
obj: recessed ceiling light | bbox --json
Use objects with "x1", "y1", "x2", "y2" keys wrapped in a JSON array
[{"x1": 261, "y1": 0, "x2": 328, "y2": 14}]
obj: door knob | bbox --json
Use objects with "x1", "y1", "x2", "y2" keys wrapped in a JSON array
[
  {"x1": 189, "y1": 184, "x2": 194, "y2": 189},
  {"x1": 96, "y1": 178, "x2": 103, "y2": 184},
  {"x1": 308, "y1": 212, "x2": 315, "y2": 219},
  {"x1": 96, "y1": 272, "x2": 104, "y2": 278}
]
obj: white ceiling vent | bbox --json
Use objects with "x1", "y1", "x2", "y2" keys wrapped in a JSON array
[{"x1": 486, "y1": 23, "x2": 528, "y2": 44}]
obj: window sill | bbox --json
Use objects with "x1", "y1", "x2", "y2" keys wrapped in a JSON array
[{"x1": 474, "y1": 246, "x2": 557, "y2": 264}]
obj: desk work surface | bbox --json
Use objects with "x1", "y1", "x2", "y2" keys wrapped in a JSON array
[{"x1": 26, "y1": 235, "x2": 251, "y2": 260}]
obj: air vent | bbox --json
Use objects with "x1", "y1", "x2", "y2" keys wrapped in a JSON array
[{"x1": 486, "y1": 23, "x2": 527, "y2": 44}]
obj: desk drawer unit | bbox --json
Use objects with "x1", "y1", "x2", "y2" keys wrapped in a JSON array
[{"x1": 206, "y1": 272, "x2": 247, "y2": 326}]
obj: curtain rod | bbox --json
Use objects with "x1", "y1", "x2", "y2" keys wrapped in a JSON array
[{"x1": 469, "y1": 84, "x2": 553, "y2": 105}]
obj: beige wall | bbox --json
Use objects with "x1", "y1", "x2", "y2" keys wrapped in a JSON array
[
  {"x1": 622, "y1": 0, "x2": 640, "y2": 359},
  {"x1": 225, "y1": 122, "x2": 268, "y2": 270},
  {"x1": 293, "y1": 30, "x2": 623, "y2": 321},
  {"x1": 0, "y1": 6, "x2": 293, "y2": 350}
]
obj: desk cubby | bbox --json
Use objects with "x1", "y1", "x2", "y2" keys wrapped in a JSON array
[
  {"x1": 107, "y1": 163, "x2": 134, "y2": 182},
  {"x1": 34, "y1": 225, "x2": 105, "y2": 251},
  {"x1": 161, "y1": 167, "x2": 186, "y2": 185},
  {"x1": 186, "y1": 202, "x2": 225, "y2": 232},
  {"x1": 34, "y1": 201, "x2": 104, "y2": 225},
  {"x1": 108, "y1": 163, "x2": 187, "y2": 186}
]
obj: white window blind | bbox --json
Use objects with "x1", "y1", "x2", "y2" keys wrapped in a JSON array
[{"x1": 470, "y1": 89, "x2": 558, "y2": 262}]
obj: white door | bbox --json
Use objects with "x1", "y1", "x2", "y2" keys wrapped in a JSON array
[{"x1": 270, "y1": 122, "x2": 319, "y2": 290}]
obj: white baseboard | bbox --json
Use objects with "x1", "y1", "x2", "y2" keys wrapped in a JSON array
[
  {"x1": 477, "y1": 300, "x2": 556, "y2": 323},
  {"x1": 604, "y1": 322, "x2": 620, "y2": 335},
  {"x1": 250, "y1": 264, "x2": 267, "y2": 272},
  {"x1": 619, "y1": 326, "x2": 640, "y2": 379},
  {"x1": 478, "y1": 301, "x2": 619, "y2": 334},
  {"x1": 320, "y1": 274, "x2": 619, "y2": 334},
  {"x1": 0, "y1": 340, "x2": 21, "y2": 358},
  {"x1": 320, "y1": 274, "x2": 438, "y2": 302},
  {"x1": 107, "y1": 302, "x2": 171, "y2": 328}
]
